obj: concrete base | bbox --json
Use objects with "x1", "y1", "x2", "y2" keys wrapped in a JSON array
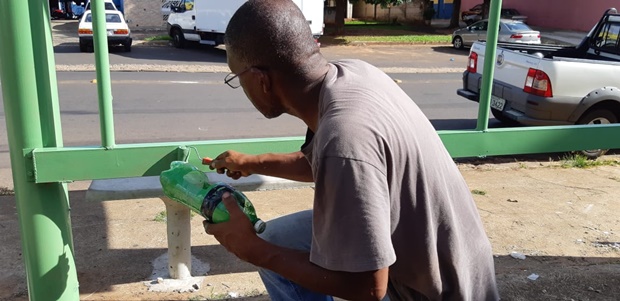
[{"x1": 143, "y1": 253, "x2": 210, "y2": 293}]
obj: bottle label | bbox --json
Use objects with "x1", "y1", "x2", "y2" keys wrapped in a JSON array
[{"x1": 200, "y1": 183, "x2": 235, "y2": 222}]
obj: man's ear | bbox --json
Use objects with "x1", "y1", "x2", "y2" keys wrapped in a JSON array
[{"x1": 258, "y1": 70, "x2": 271, "y2": 94}]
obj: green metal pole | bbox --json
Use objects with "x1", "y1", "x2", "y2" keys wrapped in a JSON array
[
  {"x1": 92, "y1": 0, "x2": 116, "y2": 148},
  {"x1": 475, "y1": 0, "x2": 502, "y2": 131},
  {"x1": 0, "y1": 0, "x2": 79, "y2": 300}
]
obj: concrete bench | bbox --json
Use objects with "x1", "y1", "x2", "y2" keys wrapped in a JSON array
[{"x1": 86, "y1": 173, "x2": 312, "y2": 289}]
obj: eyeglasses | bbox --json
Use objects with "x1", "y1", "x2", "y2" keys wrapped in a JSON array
[{"x1": 224, "y1": 67, "x2": 253, "y2": 89}]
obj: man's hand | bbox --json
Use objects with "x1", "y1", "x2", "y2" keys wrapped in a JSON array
[
  {"x1": 202, "y1": 150, "x2": 256, "y2": 180},
  {"x1": 203, "y1": 192, "x2": 261, "y2": 262}
]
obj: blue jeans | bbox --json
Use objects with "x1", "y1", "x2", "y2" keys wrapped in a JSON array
[{"x1": 257, "y1": 210, "x2": 333, "y2": 301}]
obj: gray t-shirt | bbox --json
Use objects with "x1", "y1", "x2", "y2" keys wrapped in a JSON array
[{"x1": 301, "y1": 60, "x2": 499, "y2": 300}]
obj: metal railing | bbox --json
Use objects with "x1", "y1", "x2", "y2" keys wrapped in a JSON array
[{"x1": 1, "y1": 0, "x2": 619, "y2": 300}]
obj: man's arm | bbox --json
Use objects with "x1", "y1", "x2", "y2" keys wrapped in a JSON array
[
  {"x1": 204, "y1": 193, "x2": 389, "y2": 300},
  {"x1": 206, "y1": 150, "x2": 313, "y2": 182}
]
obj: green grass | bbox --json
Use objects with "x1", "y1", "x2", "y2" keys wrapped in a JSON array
[
  {"x1": 322, "y1": 21, "x2": 454, "y2": 45},
  {"x1": 471, "y1": 189, "x2": 487, "y2": 196},
  {"x1": 144, "y1": 35, "x2": 171, "y2": 42},
  {"x1": 560, "y1": 154, "x2": 620, "y2": 168},
  {"x1": 345, "y1": 20, "x2": 394, "y2": 26},
  {"x1": 0, "y1": 187, "x2": 14, "y2": 196},
  {"x1": 153, "y1": 211, "x2": 167, "y2": 222},
  {"x1": 341, "y1": 34, "x2": 451, "y2": 44}
]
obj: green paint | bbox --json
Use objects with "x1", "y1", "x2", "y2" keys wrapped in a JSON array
[
  {"x1": 475, "y1": 0, "x2": 503, "y2": 131},
  {"x1": 91, "y1": 0, "x2": 116, "y2": 148},
  {"x1": 0, "y1": 0, "x2": 79, "y2": 299}
]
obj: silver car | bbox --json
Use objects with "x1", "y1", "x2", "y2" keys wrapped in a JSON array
[{"x1": 452, "y1": 19, "x2": 540, "y2": 49}]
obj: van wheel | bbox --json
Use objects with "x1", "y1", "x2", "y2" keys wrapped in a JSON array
[
  {"x1": 576, "y1": 108, "x2": 617, "y2": 158},
  {"x1": 453, "y1": 36, "x2": 464, "y2": 49},
  {"x1": 171, "y1": 28, "x2": 185, "y2": 49}
]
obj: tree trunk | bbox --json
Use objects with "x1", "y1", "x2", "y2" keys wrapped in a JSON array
[
  {"x1": 374, "y1": 4, "x2": 377, "y2": 20},
  {"x1": 449, "y1": 0, "x2": 461, "y2": 28},
  {"x1": 483, "y1": 0, "x2": 491, "y2": 19},
  {"x1": 335, "y1": 0, "x2": 347, "y2": 35}
]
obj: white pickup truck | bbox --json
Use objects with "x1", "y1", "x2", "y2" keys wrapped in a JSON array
[{"x1": 457, "y1": 8, "x2": 620, "y2": 157}]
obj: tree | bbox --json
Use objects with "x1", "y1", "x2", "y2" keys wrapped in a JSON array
[
  {"x1": 449, "y1": 0, "x2": 461, "y2": 28},
  {"x1": 483, "y1": 0, "x2": 490, "y2": 18},
  {"x1": 334, "y1": 0, "x2": 347, "y2": 34}
]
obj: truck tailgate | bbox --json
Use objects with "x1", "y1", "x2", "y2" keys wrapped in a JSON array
[{"x1": 469, "y1": 43, "x2": 542, "y2": 112}]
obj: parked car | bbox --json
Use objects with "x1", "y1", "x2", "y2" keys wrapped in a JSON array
[
  {"x1": 78, "y1": 10, "x2": 132, "y2": 52},
  {"x1": 452, "y1": 19, "x2": 540, "y2": 49},
  {"x1": 501, "y1": 8, "x2": 528, "y2": 23},
  {"x1": 51, "y1": 8, "x2": 72, "y2": 20},
  {"x1": 461, "y1": 3, "x2": 483, "y2": 25}
]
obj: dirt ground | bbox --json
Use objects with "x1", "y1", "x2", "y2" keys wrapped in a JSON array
[{"x1": 1, "y1": 154, "x2": 619, "y2": 301}]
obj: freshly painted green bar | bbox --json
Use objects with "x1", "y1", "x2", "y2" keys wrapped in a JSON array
[
  {"x1": 0, "y1": 0, "x2": 79, "y2": 299},
  {"x1": 91, "y1": 0, "x2": 116, "y2": 148},
  {"x1": 475, "y1": 0, "x2": 502, "y2": 131},
  {"x1": 30, "y1": 123, "x2": 620, "y2": 183},
  {"x1": 31, "y1": 137, "x2": 305, "y2": 183},
  {"x1": 441, "y1": 124, "x2": 620, "y2": 158}
]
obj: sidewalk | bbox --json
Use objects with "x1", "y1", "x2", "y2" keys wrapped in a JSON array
[{"x1": 2, "y1": 156, "x2": 620, "y2": 300}]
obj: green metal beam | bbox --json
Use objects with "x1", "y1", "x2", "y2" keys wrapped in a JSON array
[
  {"x1": 30, "y1": 137, "x2": 306, "y2": 183},
  {"x1": 29, "y1": 124, "x2": 620, "y2": 183},
  {"x1": 476, "y1": 0, "x2": 502, "y2": 131},
  {"x1": 440, "y1": 124, "x2": 620, "y2": 158},
  {"x1": 0, "y1": 0, "x2": 79, "y2": 299},
  {"x1": 91, "y1": 0, "x2": 116, "y2": 148}
]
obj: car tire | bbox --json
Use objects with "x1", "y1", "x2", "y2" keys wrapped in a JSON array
[
  {"x1": 79, "y1": 43, "x2": 88, "y2": 53},
  {"x1": 171, "y1": 28, "x2": 185, "y2": 49},
  {"x1": 453, "y1": 36, "x2": 464, "y2": 49},
  {"x1": 124, "y1": 41, "x2": 132, "y2": 52},
  {"x1": 576, "y1": 108, "x2": 618, "y2": 159}
]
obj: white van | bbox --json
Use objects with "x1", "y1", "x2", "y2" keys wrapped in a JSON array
[{"x1": 167, "y1": 0, "x2": 324, "y2": 48}]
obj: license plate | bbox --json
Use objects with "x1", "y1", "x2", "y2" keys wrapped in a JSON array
[{"x1": 490, "y1": 95, "x2": 506, "y2": 111}]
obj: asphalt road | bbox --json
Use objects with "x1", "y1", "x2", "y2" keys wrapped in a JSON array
[
  {"x1": 1, "y1": 22, "x2": 484, "y2": 172},
  {"x1": 0, "y1": 71, "x2": 493, "y2": 169}
]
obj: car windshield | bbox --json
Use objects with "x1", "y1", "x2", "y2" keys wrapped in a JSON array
[
  {"x1": 85, "y1": 2, "x2": 116, "y2": 10},
  {"x1": 84, "y1": 13, "x2": 122, "y2": 23},
  {"x1": 505, "y1": 22, "x2": 531, "y2": 31}
]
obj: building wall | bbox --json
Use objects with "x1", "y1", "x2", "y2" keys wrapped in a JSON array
[
  {"x1": 352, "y1": 1, "x2": 424, "y2": 23},
  {"x1": 124, "y1": 0, "x2": 175, "y2": 31},
  {"x1": 460, "y1": 0, "x2": 617, "y2": 31}
]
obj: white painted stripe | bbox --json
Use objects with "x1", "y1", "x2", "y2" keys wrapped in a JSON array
[{"x1": 54, "y1": 64, "x2": 465, "y2": 74}]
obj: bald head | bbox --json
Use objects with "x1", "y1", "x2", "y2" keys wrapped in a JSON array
[{"x1": 225, "y1": 0, "x2": 322, "y2": 76}]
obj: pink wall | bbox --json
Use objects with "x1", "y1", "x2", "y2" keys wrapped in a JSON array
[{"x1": 460, "y1": 0, "x2": 618, "y2": 31}]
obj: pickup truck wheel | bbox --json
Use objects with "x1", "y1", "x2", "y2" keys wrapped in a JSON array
[
  {"x1": 576, "y1": 109, "x2": 617, "y2": 158},
  {"x1": 453, "y1": 36, "x2": 464, "y2": 49},
  {"x1": 171, "y1": 28, "x2": 185, "y2": 49}
]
